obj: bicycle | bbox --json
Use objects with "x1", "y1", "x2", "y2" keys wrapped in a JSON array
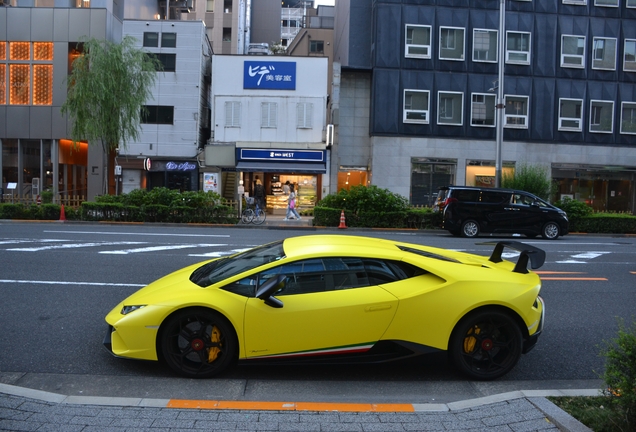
[{"x1": 241, "y1": 197, "x2": 266, "y2": 225}]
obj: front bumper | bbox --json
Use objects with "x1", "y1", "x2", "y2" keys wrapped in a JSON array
[{"x1": 522, "y1": 295, "x2": 545, "y2": 354}]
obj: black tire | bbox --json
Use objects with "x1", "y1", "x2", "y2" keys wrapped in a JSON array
[
  {"x1": 159, "y1": 308, "x2": 238, "y2": 378},
  {"x1": 461, "y1": 220, "x2": 480, "y2": 238},
  {"x1": 541, "y1": 222, "x2": 560, "y2": 240},
  {"x1": 449, "y1": 310, "x2": 523, "y2": 380}
]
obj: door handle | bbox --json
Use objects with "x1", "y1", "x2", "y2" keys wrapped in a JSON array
[{"x1": 365, "y1": 304, "x2": 392, "y2": 312}]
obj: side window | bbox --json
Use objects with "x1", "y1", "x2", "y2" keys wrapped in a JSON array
[
  {"x1": 481, "y1": 191, "x2": 510, "y2": 204},
  {"x1": 512, "y1": 193, "x2": 535, "y2": 205},
  {"x1": 454, "y1": 189, "x2": 480, "y2": 202}
]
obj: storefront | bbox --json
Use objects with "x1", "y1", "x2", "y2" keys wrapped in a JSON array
[
  {"x1": 140, "y1": 158, "x2": 199, "y2": 193},
  {"x1": 236, "y1": 148, "x2": 326, "y2": 214},
  {"x1": 552, "y1": 163, "x2": 636, "y2": 213}
]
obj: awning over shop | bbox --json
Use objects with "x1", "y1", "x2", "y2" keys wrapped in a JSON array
[{"x1": 236, "y1": 162, "x2": 326, "y2": 173}]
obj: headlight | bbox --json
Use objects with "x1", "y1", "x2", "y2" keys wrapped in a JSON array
[{"x1": 121, "y1": 305, "x2": 146, "y2": 315}]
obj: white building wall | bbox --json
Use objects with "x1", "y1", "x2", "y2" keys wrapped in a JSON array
[
  {"x1": 211, "y1": 55, "x2": 328, "y2": 147},
  {"x1": 122, "y1": 20, "x2": 207, "y2": 158}
]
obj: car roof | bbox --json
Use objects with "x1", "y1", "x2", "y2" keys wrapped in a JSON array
[{"x1": 439, "y1": 186, "x2": 535, "y2": 195}]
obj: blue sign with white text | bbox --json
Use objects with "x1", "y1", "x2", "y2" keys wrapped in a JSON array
[
  {"x1": 239, "y1": 149, "x2": 325, "y2": 162},
  {"x1": 243, "y1": 61, "x2": 296, "y2": 90}
]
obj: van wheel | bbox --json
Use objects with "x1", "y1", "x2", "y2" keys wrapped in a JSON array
[
  {"x1": 461, "y1": 220, "x2": 480, "y2": 238},
  {"x1": 541, "y1": 222, "x2": 560, "y2": 240}
]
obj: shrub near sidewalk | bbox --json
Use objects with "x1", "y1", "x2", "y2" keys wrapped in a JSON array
[
  {"x1": 549, "y1": 319, "x2": 636, "y2": 432},
  {"x1": 313, "y1": 185, "x2": 441, "y2": 228}
]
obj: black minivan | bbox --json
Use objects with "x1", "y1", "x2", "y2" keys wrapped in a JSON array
[{"x1": 435, "y1": 186, "x2": 569, "y2": 239}]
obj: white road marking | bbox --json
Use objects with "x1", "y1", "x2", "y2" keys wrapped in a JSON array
[
  {"x1": 189, "y1": 248, "x2": 251, "y2": 257},
  {"x1": 43, "y1": 230, "x2": 230, "y2": 238},
  {"x1": 101, "y1": 243, "x2": 228, "y2": 255},
  {"x1": 0, "y1": 279, "x2": 145, "y2": 287},
  {"x1": 0, "y1": 239, "x2": 70, "y2": 245},
  {"x1": 556, "y1": 251, "x2": 611, "y2": 264},
  {"x1": 7, "y1": 241, "x2": 146, "y2": 252}
]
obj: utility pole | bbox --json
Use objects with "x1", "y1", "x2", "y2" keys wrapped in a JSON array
[{"x1": 495, "y1": 0, "x2": 506, "y2": 188}]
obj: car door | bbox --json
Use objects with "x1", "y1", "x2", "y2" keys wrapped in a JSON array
[
  {"x1": 241, "y1": 257, "x2": 398, "y2": 359},
  {"x1": 505, "y1": 192, "x2": 544, "y2": 232}
]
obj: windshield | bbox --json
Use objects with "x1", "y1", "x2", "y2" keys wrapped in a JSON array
[{"x1": 190, "y1": 240, "x2": 286, "y2": 287}]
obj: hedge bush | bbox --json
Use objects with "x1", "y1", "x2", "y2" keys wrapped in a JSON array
[{"x1": 570, "y1": 213, "x2": 636, "y2": 234}]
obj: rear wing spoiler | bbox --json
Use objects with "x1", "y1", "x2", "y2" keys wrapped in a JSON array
[{"x1": 478, "y1": 241, "x2": 546, "y2": 274}]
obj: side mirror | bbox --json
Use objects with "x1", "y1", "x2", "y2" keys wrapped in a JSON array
[{"x1": 255, "y1": 274, "x2": 286, "y2": 308}]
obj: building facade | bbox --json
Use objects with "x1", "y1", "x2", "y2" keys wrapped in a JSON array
[
  {"x1": 118, "y1": 19, "x2": 212, "y2": 194},
  {"x1": 0, "y1": 1, "x2": 126, "y2": 201},
  {"x1": 333, "y1": 0, "x2": 636, "y2": 213},
  {"x1": 204, "y1": 54, "x2": 328, "y2": 213}
]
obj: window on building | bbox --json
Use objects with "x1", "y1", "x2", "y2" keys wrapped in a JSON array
[
  {"x1": 628, "y1": 0, "x2": 636, "y2": 7},
  {"x1": 297, "y1": 102, "x2": 313, "y2": 128},
  {"x1": 589, "y1": 100, "x2": 614, "y2": 133},
  {"x1": 225, "y1": 101, "x2": 241, "y2": 127},
  {"x1": 405, "y1": 24, "x2": 432, "y2": 59},
  {"x1": 223, "y1": 28, "x2": 231, "y2": 42},
  {"x1": 471, "y1": 93, "x2": 496, "y2": 127},
  {"x1": 1, "y1": 42, "x2": 53, "y2": 106},
  {"x1": 506, "y1": 31, "x2": 531, "y2": 64},
  {"x1": 309, "y1": 40, "x2": 324, "y2": 54},
  {"x1": 141, "y1": 105, "x2": 174, "y2": 124},
  {"x1": 143, "y1": 32, "x2": 159, "y2": 47},
  {"x1": 437, "y1": 92, "x2": 463, "y2": 126},
  {"x1": 261, "y1": 102, "x2": 277, "y2": 128},
  {"x1": 561, "y1": 35, "x2": 585, "y2": 68},
  {"x1": 439, "y1": 27, "x2": 465, "y2": 61},
  {"x1": 473, "y1": 29, "x2": 497, "y2": 63},
  {"x1": 620, "y1": 102, "x2": 636, "y2": 134},
  {"x1": 595, "y1": 0, "x2": 618, "y2": 6},
  {"x1": 148, "y1": 53, "x2": 176, "y2": 72},
  {"x1": 624, "y1": 39, "x2": 636, "y2": 71},
  {"x1": 504, "y1": 95, "x2": 529, "y2": 128},
  {"x1": 403, "y1": 90, "x2": 430, "y2": 124},
  {"x1": 559, "y1": 98, "x2": 583, "y2": 131},
  {"x1": 161, "y1": 33, "x2": 177, "y2": 48},
  {"x1": 206, "y1": 0, "x2": 214, "y2": 11},
  {"x1": 592, "y1": 37, "x2": 617, "y2": 70},
  {"x1": 563, "y1": 0, "x2": 587, "y2": 4}
]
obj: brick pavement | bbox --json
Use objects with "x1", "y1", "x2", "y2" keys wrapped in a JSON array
[{"x1": 0, "y1": 386, "x2": 593, "y2": 432}]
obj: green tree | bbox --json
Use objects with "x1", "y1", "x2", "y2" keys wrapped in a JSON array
[
  {"x1": 61, "y1": 36, "x2": 160, "y2": 193},
  {"x1": 502, "y1": 163, "x2": 555, "y2": 200}
]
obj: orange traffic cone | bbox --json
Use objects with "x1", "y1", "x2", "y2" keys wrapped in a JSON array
[
  {"x1": 338, "y1": 210, "x2": 347, "y2": 229},
  {"x1": 59, "y1": 204, "x2": 66, "y2": 222}
]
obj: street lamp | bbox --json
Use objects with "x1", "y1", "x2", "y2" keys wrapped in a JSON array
[{"x1": 495, "y1": 0, "x2": 506, "y2": 188}]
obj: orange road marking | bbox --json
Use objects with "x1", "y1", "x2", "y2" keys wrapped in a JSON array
[
  {"x1": 167, "y1": 399, "x2": 414, "y2": 412},
  {"x1": 535, "y1": 271, "x2": 586, "y2": 274},
  {"x1": 540, "y1": 277, "x2": 607, "y2": 281}
]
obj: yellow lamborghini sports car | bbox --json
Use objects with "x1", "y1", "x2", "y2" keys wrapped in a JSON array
[{"x1": 104, "y1": 235, "x2": 545, "y2": 381}]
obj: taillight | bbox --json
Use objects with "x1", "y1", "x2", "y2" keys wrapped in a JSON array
[{"x1": 442, "y1": 197, "x2": 458, "y2": 208}]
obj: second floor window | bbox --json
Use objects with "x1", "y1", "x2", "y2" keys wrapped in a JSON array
[
  {"x1": 621, "y1": 102, "x2": 636, "y2": 134},
  {"x1": 403, "y1": 90, "x2": 430, "y2": 124},
  {"x1": 590, "y1": 100, "x2": 614, "y2": 133},
  {"x1": 624, "y1": 39, "x2": 636, "y2": 71},
  {"x1": 437, "y1": 92, "x2": 463, "y2": 126},
  {"x1": 559, "y1": 98, "x2": 583, "y2": 131},
  {"x1": 225, "y1": 101, "x2": 241, "y2": 127},
  {"x1": 505, "y1": 95, "x2": 529, "y2": 128},
  {"x1": 261, "y1": 102, "x2": 277, "y2": 128},
  {"x1": 593, "y1": 37, "x2": 617, "y2": 70},
  {"x1": 309, "y1": 40, "x2": 324, "y2": 54},
  {"x1": 297, "y1": 102, "x2": 313, "y2": 128},
  {"x1": 471, "y1": 93, "x2": 496, "y2": 127},
  {"x1": 141, "y1": 105, "x2": 174, "y2": 124}
]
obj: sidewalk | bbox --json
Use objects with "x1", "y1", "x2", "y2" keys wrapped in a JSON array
[{"x1": 0, "y1": 383, "x2": 594, "y2": 432}]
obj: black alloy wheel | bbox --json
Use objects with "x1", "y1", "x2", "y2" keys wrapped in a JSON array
[
  {"x1": 449, "y1": 310, "x2": 523, "y2": 380},
  {"x1": 541, "y1": 222, "x2": 560, "y2": 240},
  {"x1": 159, "y1": 308, "x2": 237, "y2": 378}
]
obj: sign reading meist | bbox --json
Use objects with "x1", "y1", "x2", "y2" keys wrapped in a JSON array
[{"x1": 243, "y1": 61, "x2": 296, "y2": 90}]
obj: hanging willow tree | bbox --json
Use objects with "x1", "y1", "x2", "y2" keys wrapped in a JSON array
[{"x1": 61, "y1": 36, "x2": 161, "y2": 194}]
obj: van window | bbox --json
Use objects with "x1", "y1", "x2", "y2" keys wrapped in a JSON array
[
  {"x1": 481, "y1": 191, "x2": 510, "y2": 203},
  {"x1": 454, "y1": 189, "x2": 480, "y2": 202}
]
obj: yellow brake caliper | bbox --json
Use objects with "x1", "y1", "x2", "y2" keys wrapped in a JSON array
[
  {"x1": 208, "y1": 325, "x2": 222, "y2": 362},
  {"x1": 463, "y1": 326, "x2": 480, "y2": 353}
]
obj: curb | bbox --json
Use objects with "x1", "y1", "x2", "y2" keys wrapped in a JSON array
[{"x1": 0, "y1": 382, "x2": 595, "y2": 431}]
